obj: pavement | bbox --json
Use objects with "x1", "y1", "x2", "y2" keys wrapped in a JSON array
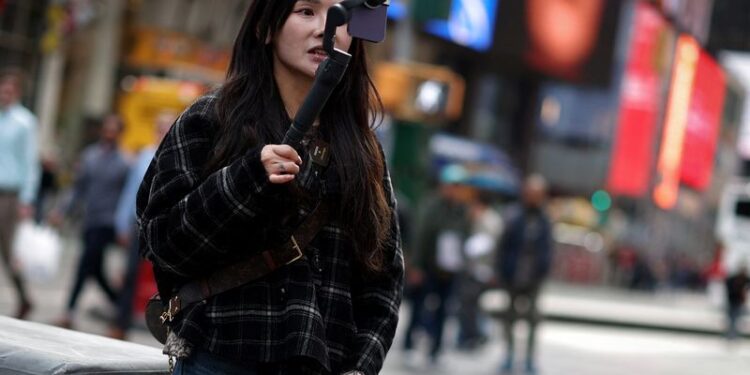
[
  {"x1": 1, "y1": 231, "x2": 749, "y2": 374},
  {"x1": 481, "y1": 283, "x2": 750, "y2": 337}
]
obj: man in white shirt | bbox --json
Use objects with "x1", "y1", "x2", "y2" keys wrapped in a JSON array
[{"x1": 0, "y1": 68, "x2": 40, "y2": 320}]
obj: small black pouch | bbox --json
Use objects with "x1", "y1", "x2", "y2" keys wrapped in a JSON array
[{"x1": 144, "y1": 293, "x2": 169, "y2": 344}]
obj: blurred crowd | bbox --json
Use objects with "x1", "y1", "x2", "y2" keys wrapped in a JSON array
[
  {"x1": 0, "y1": 67, "x2": 177, "y2": 341},
  {"x1": 399, "y1": 169, "x2": 553, "y2": 374}
]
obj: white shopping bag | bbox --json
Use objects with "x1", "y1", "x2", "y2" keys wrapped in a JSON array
[
  {"x1": 12, "y1": 220, "x2": 63, "y2": 282},
  {"x1": 436, "y1": 230, "x2": 464, "y2": 272}
]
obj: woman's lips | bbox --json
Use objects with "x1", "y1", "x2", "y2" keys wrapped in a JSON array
[{"x1": 309, "y1": 48, "x2": 328, "y2": 63}]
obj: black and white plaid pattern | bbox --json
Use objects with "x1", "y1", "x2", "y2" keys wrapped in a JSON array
[{"x1": 136, "y1": 95, "x2": 404, "y2": 375}]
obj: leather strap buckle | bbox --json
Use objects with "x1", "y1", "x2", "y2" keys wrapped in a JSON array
[
  {"x1": 286, "y1": 236, "x2": 304, "y2": 265},
  {"x1": 160, "y1": 295, "x2": 181, "y2": 323}
]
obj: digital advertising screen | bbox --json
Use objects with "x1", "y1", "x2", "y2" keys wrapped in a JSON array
[{"x1": 423, "y1": 0, "x2": 499, "y2": 52}]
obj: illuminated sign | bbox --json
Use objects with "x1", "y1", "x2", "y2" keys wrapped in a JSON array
[
  {"x1": 424, "y1": 0, "x2": 499, "y2": 51},
  {"x1": 653, "y1": 35, "x2": 700, "y2": 210}
]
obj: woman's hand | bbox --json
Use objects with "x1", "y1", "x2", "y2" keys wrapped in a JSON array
[{"x1": 261, "y1": 144, "x2": 302, "y2": 184}]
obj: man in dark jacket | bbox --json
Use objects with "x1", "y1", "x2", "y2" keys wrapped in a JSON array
[
  {"x1": 725, "y1": 264, "x2": 749, "y2": 341},
  {"x1": 496, "y1": 174, "x2": 553, "y2": 375},
  {"x1": 403, "y1": 164, "x2": 471, "y2": 366}
]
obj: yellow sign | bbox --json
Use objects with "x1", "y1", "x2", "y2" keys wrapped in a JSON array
[
  {"x1": 126, "y1": 28, "x2": 230, "y2": 83},
  {"x1": 118, "y1": 77, "x2": 207, "y2": 152}
]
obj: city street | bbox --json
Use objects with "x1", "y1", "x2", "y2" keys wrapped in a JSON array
[
  {"x1": 2, "y1": 0, "x2": 750, "y2": 374},
  {"x1": 1, "y1": 236, "x2": 749, "y2": 375}
]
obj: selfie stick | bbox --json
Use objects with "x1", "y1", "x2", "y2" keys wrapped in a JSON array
[{"x1": 282, "y1": 0, "x2": 388, "y2": 149}]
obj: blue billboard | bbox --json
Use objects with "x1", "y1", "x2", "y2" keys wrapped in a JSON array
[{"x1": 424, "y1": 0, "x2": 499, "y2": 51}]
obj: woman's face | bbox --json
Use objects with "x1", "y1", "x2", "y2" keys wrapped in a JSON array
[{"x1": 272, "y1": 0, "x2": 353, "y2": 85}]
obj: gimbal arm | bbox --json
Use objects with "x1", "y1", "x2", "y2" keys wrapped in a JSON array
[{"x1": 282, "y1": 0, "x2": 388, "y2": 148}]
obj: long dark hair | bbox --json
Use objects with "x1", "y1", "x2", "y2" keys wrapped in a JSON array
[{"x1": 208, "y1": 0, "x2": 391, "y2": 272}]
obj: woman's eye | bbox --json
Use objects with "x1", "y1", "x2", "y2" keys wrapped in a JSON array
[{"x1": 295, "y1": 8, "x2": 314, "y2": 16}]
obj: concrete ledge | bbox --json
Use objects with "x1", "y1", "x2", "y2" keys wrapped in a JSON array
[
  {"x1": 480, "y1": 286, "x2": 749, "y2": 338},
  {"x1": 0, "y1": 316, "x2": 169, "y2": 374}
]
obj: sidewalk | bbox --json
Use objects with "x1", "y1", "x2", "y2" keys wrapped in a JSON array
[
  {"x1": 481, "y1": 283, "x2": 746, "y2": 337},
  {"x1": 0, "y1": 231, "x2": 744, "y2": 344}
]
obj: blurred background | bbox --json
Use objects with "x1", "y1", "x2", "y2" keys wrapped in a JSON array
[{"x1": 2, "y1": 0, "x2": 750, "y2": 374}]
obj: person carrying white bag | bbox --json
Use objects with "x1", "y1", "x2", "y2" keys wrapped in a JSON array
[
  {"x1": 12, "y1": 220, "x2": 63, "y2": 283},
  {"x1": 0, "y1": 68, "x2": 40, "y2": 320}
]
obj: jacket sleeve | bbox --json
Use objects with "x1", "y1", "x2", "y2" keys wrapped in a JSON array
[
  {"x1": 537, "y1": 214, "x2": 554, "y2": 278},
  {"x1": 410, "y1": 196, "x2": 435, "y2": 272},
  {"x1": 346, "y1": 163, "x2": 405, "y2": 375},
  {"x1": 136, "y1": 96, "x2": 283, "y2": 278},
  {"x1": 495, "y1": 207, "x2": 517, "y2": 283}
]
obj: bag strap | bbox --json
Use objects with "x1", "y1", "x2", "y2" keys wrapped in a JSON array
[{"x1": 161, "y1": 201, "x2": 329, "y2": 322}]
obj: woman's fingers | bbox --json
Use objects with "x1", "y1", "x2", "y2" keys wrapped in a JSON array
[
  {"x1": 272, "y1": 145, "x2": 302, "y2": 165},
  {"x1": 275, "y1": 161, "x2": 300, "y2": 175},
  {"x1": 269, "y1": 173, "x2": 296, "y2": 184},
  {"x1": 261, "y1": 145, "x2": 303, "y2": 184}
]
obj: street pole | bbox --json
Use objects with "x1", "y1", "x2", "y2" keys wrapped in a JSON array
[
  {"x1": 81, "y1": 0, "x2": 125, "y2": 118},
  {"x1": 34, "y1": 47, "x2": 65, "y2": 159}
]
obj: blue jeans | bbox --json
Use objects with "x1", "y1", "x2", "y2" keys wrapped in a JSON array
[
  {"x1": 402, "y1": 274, "x2": 455, "y2": 359},
  {"x1": 173, "y1": 350, "x2": 258, "y2": 375}
]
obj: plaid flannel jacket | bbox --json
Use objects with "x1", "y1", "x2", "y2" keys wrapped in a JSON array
[{"x1": 136, "y1": 94, "x2": 404, "y2": 375}]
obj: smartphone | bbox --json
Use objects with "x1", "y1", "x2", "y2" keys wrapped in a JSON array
[{"x1": 348, "y1": 0, "x2": 390, "y2": 43}]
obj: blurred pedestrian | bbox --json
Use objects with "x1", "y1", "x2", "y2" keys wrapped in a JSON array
[
  {"x1": 34, "y1": 153, "x2": 60, "y2": 224},
  {"x1": 403, "y1": 164, "x2": 470, "y2": 366},
  {"x1": 457, "y1": 191, "x2": 502, "y2": 350},
  {"x1": 496, "y1": 174, "x2": 553, "y2": 375},
  {"x1": 136, "y1": 1, "x2": 403, "y2": 374},
  {"x1": 704, "y1": 241, "x2": 726, "y2": 308},
  {"x1": 725, "y1": 264, "x2": 749, "y2": 341},
  {"x1": 0, "y1": 67, "x2": 40, "y2": 319},
  {"x1": 108, "y1": 111, "x2": 175, "y2": 340},
  {"x1": 50, "y1": 115, "x2": 129, "y2": 329}
]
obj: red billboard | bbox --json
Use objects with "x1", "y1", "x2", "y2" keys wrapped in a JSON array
[
  {"x1": 607, "y1": 3, "x2": 672, "y2": 197},
  {"x1": 679, "y1": 51, "x2": 726, "y2": 190}
]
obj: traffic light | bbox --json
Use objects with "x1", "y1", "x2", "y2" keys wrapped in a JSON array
[
  {"x1": 591, "y1": 190, "x2": 612, "y2": 212},
  {"x1": 373, "y1": 62, "x2": 465, "y2": 125}
]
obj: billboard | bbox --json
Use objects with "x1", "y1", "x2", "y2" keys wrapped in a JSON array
[
  {"x1": 607, "y1": 3, "x2": 674, "y2": 197},
  {"x1": 493, "y1": 0, "x2": 621, "y2": 85},
  {"x1": 423, "y1": 0, "x2": 499, "y2": 52},
  {"x1": 679, "y1": 50, "x2": 726, "y2": 190}
]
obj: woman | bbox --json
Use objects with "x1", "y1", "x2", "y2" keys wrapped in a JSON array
[{"x1": 136, "y1": 1, "x2": 403, "y2": 374}]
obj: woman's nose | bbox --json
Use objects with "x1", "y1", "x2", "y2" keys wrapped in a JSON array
[{"x1": 314, "y1": 10, "x2": 328, "y2": 38}]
